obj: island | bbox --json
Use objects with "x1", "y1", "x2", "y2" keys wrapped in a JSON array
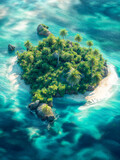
[{"x1": 16, "y1": 27, "x2": 108, "y2": 122}]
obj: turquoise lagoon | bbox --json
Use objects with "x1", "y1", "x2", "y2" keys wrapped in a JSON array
[{"x1": 0, "y1": 0, "x2": 120, "y2": 160}]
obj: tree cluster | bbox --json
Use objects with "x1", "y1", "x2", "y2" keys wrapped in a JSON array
[{"x1": 17, "y1": 28, "x2": 107, "y2": 104}]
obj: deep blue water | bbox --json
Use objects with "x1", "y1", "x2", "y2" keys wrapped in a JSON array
[{"x1": 0, "y1": 0, "x2": 120, "y2": 160}]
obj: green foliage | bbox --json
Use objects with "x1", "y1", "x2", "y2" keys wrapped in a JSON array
[
  {"x1": 93, "y1": 49, "x2": 99, "y2": 56},
  {"x1": 87, "y1": 40, "x2": 93, "y2": 48},
  {"x1": 41, "y1": 24, "x2": 49, "y2": 29},
  {"x1": 58, "y1": 83, "x2": 66, "y2": 96},
  {"x1": 24, "y1": 40, "x2": 32, "y2": 51},
  {"x1": 75, "y1": 34, "x2": 82, "y2": 43},
  {"x1": 67, "y1": 68, "x2": 81, "y2": 87},
  {"x1": 17, "y1": 30, "x2": 107, "y2": 105},
  {"x1": 60, "y1": 29, "x2": 68, "y2": 39},
  {"x1": 47, "y1": 34, "x2": 56, "y2": 46},
  {"x1": 41, "y1": 104, "x2": 51, "y2": 115},
  {"x1": 38, "y1": 41, "x2": 45, "y2": 50},
  {"x1": 55, "y1": 37, "x2": 64, "y2": 64},
  {"x1": 42, "y1": 47, "x2": 51, "y2": 55},
  {"x1": 61, "y1": 52, "x2": 74, "y2": 62},
  {"x1": 93, "y1": 72, "x2": 102, "y2": 84}
]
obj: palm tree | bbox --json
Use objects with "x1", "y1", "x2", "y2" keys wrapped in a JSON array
[
  {"x1": 60, "y1": 29, "x2": 68, "y2": 39},
  {"x1": 38, "y1": 41, "x2": 44, "y2": 50},
  {"x1": 87, "y1": 40, "x2": 93, "y2": 48},
  {"x1": 93, "y1": 72, "x2": 102, "y2": 84},
  {"x1": 74, "y1": 34, "x2": 82, "y2": 43},
  {"x1": 24, "y1": 40, "x2": 31, "y2": 51},
  {"x1": 67, "y1": 68, "x2": 81, "y2": 87},
  {"x1": 55, "y1": 37, "x2": 64, "y2": 65},
  {"x1": 47, "y1": 34, "x2": 56, "y2": 46},
  {"x1": 93, "y1": 49, "x2": 99, "y2": 56},
  {"x1": 89, "y1": 57, "x2": 97, "y2": 79}
]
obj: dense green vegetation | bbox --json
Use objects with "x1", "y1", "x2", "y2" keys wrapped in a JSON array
[
  {"x1": 17, "y1": 29, "x2": 107, "y2": 105},
  {"x1": 41, "y1": 104, "x2": 52, "y2": 115}
]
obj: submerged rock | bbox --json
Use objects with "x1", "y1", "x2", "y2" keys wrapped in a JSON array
[
  {"x1": 37, "y1": 24, "x2": 51, "y2": 36},
  {"x1": 36, "y1": 103, "x2": 55, "y2": 122},
  {"x1": 28, "y1": 100, "x2": 40, "y2": 110},
  {"x1": 8, "y1": 44, "x2": 15, "y2": 52}
]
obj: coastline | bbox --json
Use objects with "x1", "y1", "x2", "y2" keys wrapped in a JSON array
[
  {"x1": 7, "y1": 56, "x2": 30, "y2": 91},
  {"x1": 56, "y1": 64, "x2": 118, "y2": 105},
  {"x1": 85, "y1": 64, "x2": 118, "y2": 104},
  {"x1": 7, "y1": 57, "x2": 118, "y2": 105}
]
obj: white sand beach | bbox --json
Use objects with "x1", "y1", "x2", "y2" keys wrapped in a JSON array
[
  {"x1": 85, "y1": 64, "x2": 118, "y2": 104},
  {"x1": 60, "y1": 64, "x2": 118, "y2": 105},
  {"x1": 7, "y1": 56, "x2": 30, "y2": 91}
]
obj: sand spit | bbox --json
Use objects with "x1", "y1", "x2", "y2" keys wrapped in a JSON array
[{"x1": 7, "y1": 56, "x2": 30, "y2": 91}]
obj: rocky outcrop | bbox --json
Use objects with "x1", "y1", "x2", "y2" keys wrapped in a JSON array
[
  {"x1": 28, "y1": 100, "x2": 40, "y2": 110},
  {"x1": 28, "y1": 101, "x2": 55, "y2": 122},
  {"x1": 36, "y1": 103, "x2": 55, "y2": 122},
  {"x1": 8, "y1": 44, "x2": 15, "y2": 52},
  {"x1": 103, "y1": 67, "x2": 108, "y2": 77},
  {"x1": 37, "y1": 24, "x2": 51, "y2": 36},
  {"x1": 87, "y1": 85, "x2": 95, "y2": 91}
]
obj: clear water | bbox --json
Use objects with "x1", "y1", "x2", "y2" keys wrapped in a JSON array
[{"x1": 0, "y1": 0, "x2": 120, "y2": 160}]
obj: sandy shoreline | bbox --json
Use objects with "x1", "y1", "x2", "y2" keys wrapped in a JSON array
[
  {"x1": 7, "y1": 56, "x2": 118, "y2": 105},
  {"x1": 56, "y1": 64, "x2": 118, "y2": 105},
  {"x1": 85, "y1": 64, "x2": 118, "y2": 104},
  {"x1": 7, "y1": 56, "x2": 30, "y2": 91}
]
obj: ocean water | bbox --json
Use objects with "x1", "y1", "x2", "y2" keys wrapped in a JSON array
[{"x1": 0, "y1": 0, "x2": 120, "y2": 160}]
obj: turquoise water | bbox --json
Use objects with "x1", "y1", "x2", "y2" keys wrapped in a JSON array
[{"x1": 0, "y1": 0, "x2": 120, "y2": 160}]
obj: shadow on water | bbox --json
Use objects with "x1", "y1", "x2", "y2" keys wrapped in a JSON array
[{"x1": 0, "y1": 110, "x2": 41, "y2": 160}]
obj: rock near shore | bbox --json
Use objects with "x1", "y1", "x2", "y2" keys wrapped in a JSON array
[
  {"x1": 8, "y1": 44, "x2": 15, "y2": 52},
  {"x1": 28, "y1": 100, "x2": 40, "y2": 110},
  {"x1": 28, "y1": 100, "x2": 55, "y2": 122},
  {"x1": 36, "y1": 103, "x2": 55, "y2": 122},
  {"x1": 37, "y1": 24, "x2": 51, "y2": 36}
]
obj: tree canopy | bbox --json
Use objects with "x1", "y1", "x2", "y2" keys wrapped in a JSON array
[
  {"x1": 24, "y1": 40, "x2": 31, "y2": 51},
  {"x1": 75, "y1": 34, "x2": 82, "y2": 43},
  {"x1": 67, "y1": 68, "x2": 81, "y2": 87},
  {"x1": 60, "y1": 29, "x2": 68, "y2": 39},
  {"x1": 17, "y1": 28, "x2": 107, "y2": 105},
  {"x1": 87, "y1": 40, "x2": 93, "y2": 48}
]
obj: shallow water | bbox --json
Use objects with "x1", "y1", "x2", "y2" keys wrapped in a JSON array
[{"x1": 0, "y1": 0, "x2": 120, "y2": 160}]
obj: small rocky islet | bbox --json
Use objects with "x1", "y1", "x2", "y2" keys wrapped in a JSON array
[
  {"x1": 8, "y1": 44, "x2": 15, "y2": 52},
  {"x1": 15, "y1": 24, "x2": 108, "y2": 122},
  {"x1": 37, "y1": 24, "x2": 51, "y2": 36},
  {"x1": 28, "y1": 100, "x2": 55, "y2": 122}
]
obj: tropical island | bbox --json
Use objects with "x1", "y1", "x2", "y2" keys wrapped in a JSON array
[{"x1": 16, "y1": 24, "x2": 108, "y2": 122}]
